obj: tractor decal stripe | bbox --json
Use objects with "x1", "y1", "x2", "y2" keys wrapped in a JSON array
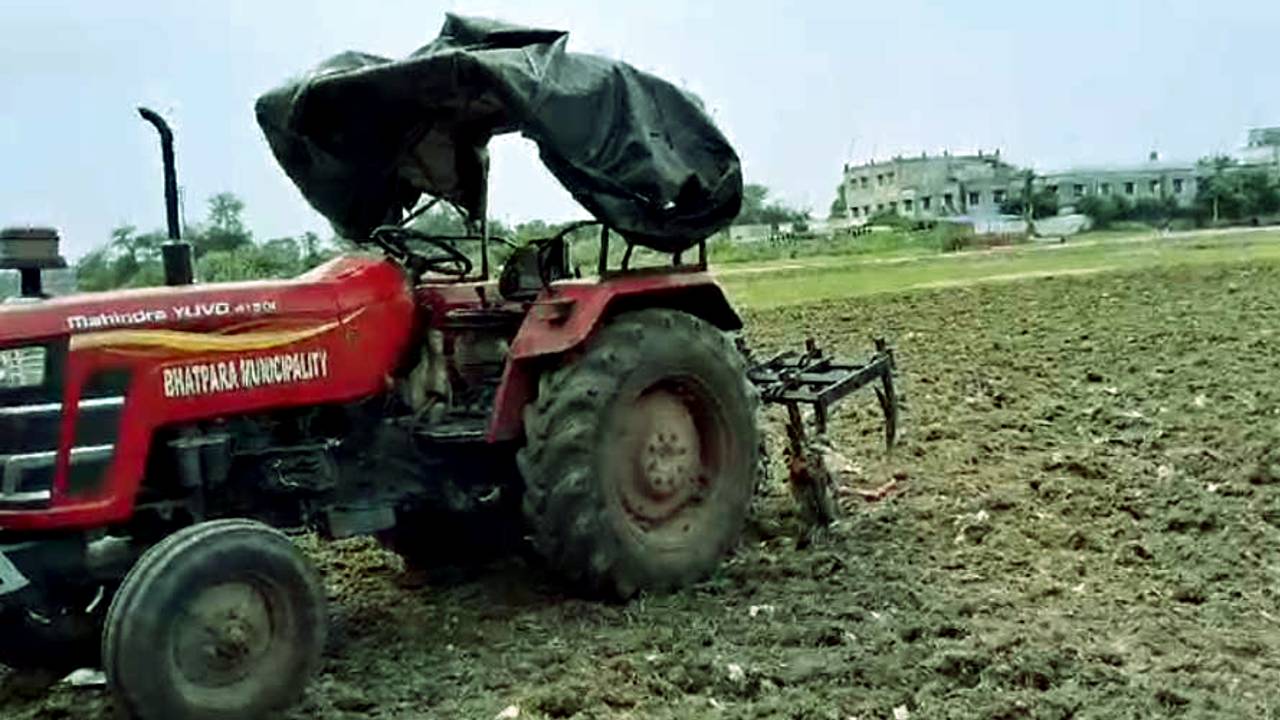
[{"x1": 69, "y1": 321, "x2": 340, "y2": 354}]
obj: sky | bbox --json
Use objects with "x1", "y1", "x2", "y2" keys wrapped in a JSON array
[{"x1": 2, "y1": 0, "x2": 1277, "y2": 258}]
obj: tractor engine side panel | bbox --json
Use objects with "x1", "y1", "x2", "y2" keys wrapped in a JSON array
[{"x1": 0, "y1": 282, "x2": 415, "y2": 531}]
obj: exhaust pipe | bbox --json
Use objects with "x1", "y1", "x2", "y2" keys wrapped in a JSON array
[{"x1": 138, "y1": 107, "x2": 194, "y2": 285}]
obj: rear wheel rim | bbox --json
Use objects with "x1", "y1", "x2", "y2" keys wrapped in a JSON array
[
  {"x1": 172, "y1": 579, "x2": 279, "y2": 692},
  {"x1": 613, "y1": 379, "x2": 731, "y2": 547}
]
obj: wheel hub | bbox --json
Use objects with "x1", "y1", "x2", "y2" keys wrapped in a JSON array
[
  {"x1": 642, "y1": 429, "x2": 697, "y2": 497},
  {"x1": 619, "y1": 388, "x2": 713, "y2": 532},
  {"x1": 174, "y1": 582, "x2": 273, "y2": 687}
]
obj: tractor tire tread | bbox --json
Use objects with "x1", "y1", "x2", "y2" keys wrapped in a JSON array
[{"x1": 518, "y1": 309, "x2": 759, "y2": 599}]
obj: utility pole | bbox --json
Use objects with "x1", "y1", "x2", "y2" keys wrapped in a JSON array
[{"x1": 1023, "y1": 170, "x2": 1035, "y2": 235}]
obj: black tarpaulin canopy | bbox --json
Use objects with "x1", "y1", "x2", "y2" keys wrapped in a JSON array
[{"x1": 255, "y1": 14, "x2": 742, "y2": 253}]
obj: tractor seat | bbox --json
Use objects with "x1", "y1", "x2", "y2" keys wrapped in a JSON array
[{"x1": 498, "y1": 239, "x2": 574, "y2": 301}]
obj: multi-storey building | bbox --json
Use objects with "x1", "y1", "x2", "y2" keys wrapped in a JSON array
[{"x1": 840, "y1": 151, "x2": 1021, "y2": 221}]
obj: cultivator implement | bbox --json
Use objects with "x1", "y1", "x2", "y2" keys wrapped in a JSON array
[
  {"x1": 748, "y1": 339, "x2": 899, "y2": 528},
  {"x1": 749, "y1": 337, "x2": 898, "y2": 447}
]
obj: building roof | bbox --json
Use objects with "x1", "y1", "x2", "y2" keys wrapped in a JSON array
[
  {"x1": 1037, "y1": 159, "x2": 1197, "y2": 177},
  {"x1": 844, "y1": 152, "x2": 1008, "y2": 172}
]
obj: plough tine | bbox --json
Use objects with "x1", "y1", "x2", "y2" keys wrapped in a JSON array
[{"x1": 876, "y1": 371, "x2": 898, "y2": 451}]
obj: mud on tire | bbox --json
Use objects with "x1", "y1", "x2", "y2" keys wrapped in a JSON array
[
  {"x1": 518, "y1": 309, "x2": 759, "y2": 599},
  {"x1": 102, "y1": 519, "x2": 326, "y2": 720}
]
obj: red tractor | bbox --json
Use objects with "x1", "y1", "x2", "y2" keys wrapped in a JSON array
[{"x1": 0, "y1": 16, "x2": 896, "y2": 719}]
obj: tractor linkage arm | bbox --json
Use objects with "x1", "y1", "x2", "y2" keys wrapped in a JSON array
[{"x1": 747, "y1": 338, "x2": 898, "y2": 450}]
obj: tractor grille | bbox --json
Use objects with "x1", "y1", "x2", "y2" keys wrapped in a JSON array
[{"x1": 0, "y1": 348, "x2": 128, "y2": 507}]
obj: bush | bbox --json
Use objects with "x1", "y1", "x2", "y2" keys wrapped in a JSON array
[
  {"x1": 932, "y1": 223, "x2": 976, "y2": 253},
  {"x1": 1076, "y1": 195, "x2": 1132, "y2": 230},
  {"x1": 1001, "y1": 188, "x2": 1059, "y2": 219},
  {"x1": 1077, "y1": 194, "x2": 1196, "y2": 229},
  {"x1": 1195, "y1": 158, "x2": 1280, "y2": 222},
  {"x1": 1131, "y1": 196, "x2": 1180, "y2": 223},
  {"x1": 867, "y1": 210, "x2": 911, "y2": 229}
]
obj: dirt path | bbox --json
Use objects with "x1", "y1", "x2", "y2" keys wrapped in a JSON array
[{"x1": 902, "y1": 265, "x2": 1116, "y2": 290}]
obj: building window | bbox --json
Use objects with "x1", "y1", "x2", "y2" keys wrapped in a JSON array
[
  {"x1": 886, "y1": 172, "x2": 895, "y2": 183},
  {"x1": 876, "y1": 174, "x2": 885, "y2": 186},
  {"x1": 1073, "y1": 184, "x2": 1085, "y2": 197},
  {"x1": 876, "y1": 203, "x2": 884, "y2": 212},
  {"x1": 889, "y1": 201, "x2": 898, "y2": 212},
  {"x1": 921, "y1": 196, "x2": 932, "y2": 210},
  {"x1": 993, "y1": 189, "x2": 1006, "y2": 205},
  {"x1": 850, "y1": 207, "x2": 860, "y2": 217},
  {"x1": 943, "y1": 193, "x2": 954, "y2": 206},
  {"x1": 1173, "y1": 178, "x2": 1185, "y2": 194},
  {"x1": 903, "y1": 199, "x2": 914, "y2": 212},
  {"x1": 864, "y1": 206, "x2": 872, "y2": 216},
  {"x1": 1149, "y1": 180, "x2": 1160, "y2": 194},
  {"x1": 1100, "y1": 183, "x2": 1111, "y2": 195},
  {"x1": 1124, "y1": 182, "x2": 1135, "y2": 195},
  {"x1": 1047, "y1": 185, "x2": 1059, "y2": 195},
  {"x1": 860, "y1": 177, "x2": 869, "y2": 189},
  {"x1": 968, "y1": 191, "x2": 980, "y2": 206}
]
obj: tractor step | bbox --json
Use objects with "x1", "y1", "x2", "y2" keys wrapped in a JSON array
[{"x1": 413, "y1": 414, "x2": 489, "y2": 443}]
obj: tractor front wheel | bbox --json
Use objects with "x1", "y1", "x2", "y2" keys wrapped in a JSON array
[
  {"x1": 102, "y1": 519, "x2": 326, "y2": 720},
  {"x1": 519, "y1": 309, "x2": 759, "y2": 599}
]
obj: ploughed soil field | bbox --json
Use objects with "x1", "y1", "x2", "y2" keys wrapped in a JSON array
[{"x1": 7, "y1": 259, "x2": 1280, "y2": 719}]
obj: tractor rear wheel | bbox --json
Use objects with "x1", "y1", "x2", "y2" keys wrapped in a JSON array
[
  {"x1": 519, "y1": 309, "x2": 759, "y2": 599},
  {"x1": 102, "y1": 519, "x2": 326, "y2": 720}
]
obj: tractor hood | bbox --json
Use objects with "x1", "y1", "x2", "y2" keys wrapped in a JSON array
[
  {"x1": 255, "y1": 14, "x2": 742, "y2": 254},
  {"x1": 0, "y1": 256, "x2": 406, "y2": 346}
]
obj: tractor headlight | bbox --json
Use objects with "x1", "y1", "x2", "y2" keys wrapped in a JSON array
[{"x1": 0, "y1": 346, "x2": 46, "y2": 389}]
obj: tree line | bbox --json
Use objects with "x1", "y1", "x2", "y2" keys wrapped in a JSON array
[
  {"x1": 735, "y1": 184, "x2": 808, "y2": 226},
  {"x1": 73, "y1": 192, "x2": 336, "y2": 291},
  {"x1": 70, "y1": 193, "x2": 598, "y2": 292},
  {"x1": 0, "y1": 180, "x2": 814, "y2": 299},
  {"x1": 1073, "y1": 158, "x2": 1280, "y2": 230}
]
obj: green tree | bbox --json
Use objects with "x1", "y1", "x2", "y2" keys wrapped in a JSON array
[
  {"x1": 1237, "y1": 170, "x2": 1280, "y2": 216},
  {"x1": 1196, "y1": 155, "x2": 1240, "y2": 222},
  {"x1": 1076, "y1": 195, "x2": 1135, "y2": 229},
  {"x1": 735, "y1": 183, "x2": 807, "y2": 226},
  {"x1": 298, "y1": 231, "x2": 323, "y2": 266},
  {"x1": 409, "y1": 204, "x2": 470, "y2": 236},
  {"x1": 513, "y1": 219, "x2": 555, "y2": 243},
  {"x1": 193, "y1": 192, "x2": 253, "y2": 256},
  {"x1": 828, "y1": 183, "x2": 847, "y2": 219},
  {"x1": 1130, "y1": 196, "x2": 1179, "y2": 223},
  {"x1": 1190, "y1": 156, "x2": 1280, "y2": 222},
  {"x1": 75, "y1": 224, "x2": 167, "y2": 291},
  {"x1": 195, "y1": 233, "x2": 345, "y2": 283},
  {"x1": 1000, "y1": 187, "x2": 1059, "y2": 219},
  {"x1": 75, "y1": 193, "x2": 340, "y2": 289}
]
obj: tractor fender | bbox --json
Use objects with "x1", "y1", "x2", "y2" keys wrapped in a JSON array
[{"x1": 488, "y1": 272, "x2": 741, "y2": 442}]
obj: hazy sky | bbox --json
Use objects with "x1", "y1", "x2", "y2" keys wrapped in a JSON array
[{"x1": 2, "y1": 0, "x2": 1277, "y2": 257}]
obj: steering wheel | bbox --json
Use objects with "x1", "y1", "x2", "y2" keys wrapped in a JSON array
[{"x1": 370, "y1": 226, "x2": 474, "y2": 278}]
